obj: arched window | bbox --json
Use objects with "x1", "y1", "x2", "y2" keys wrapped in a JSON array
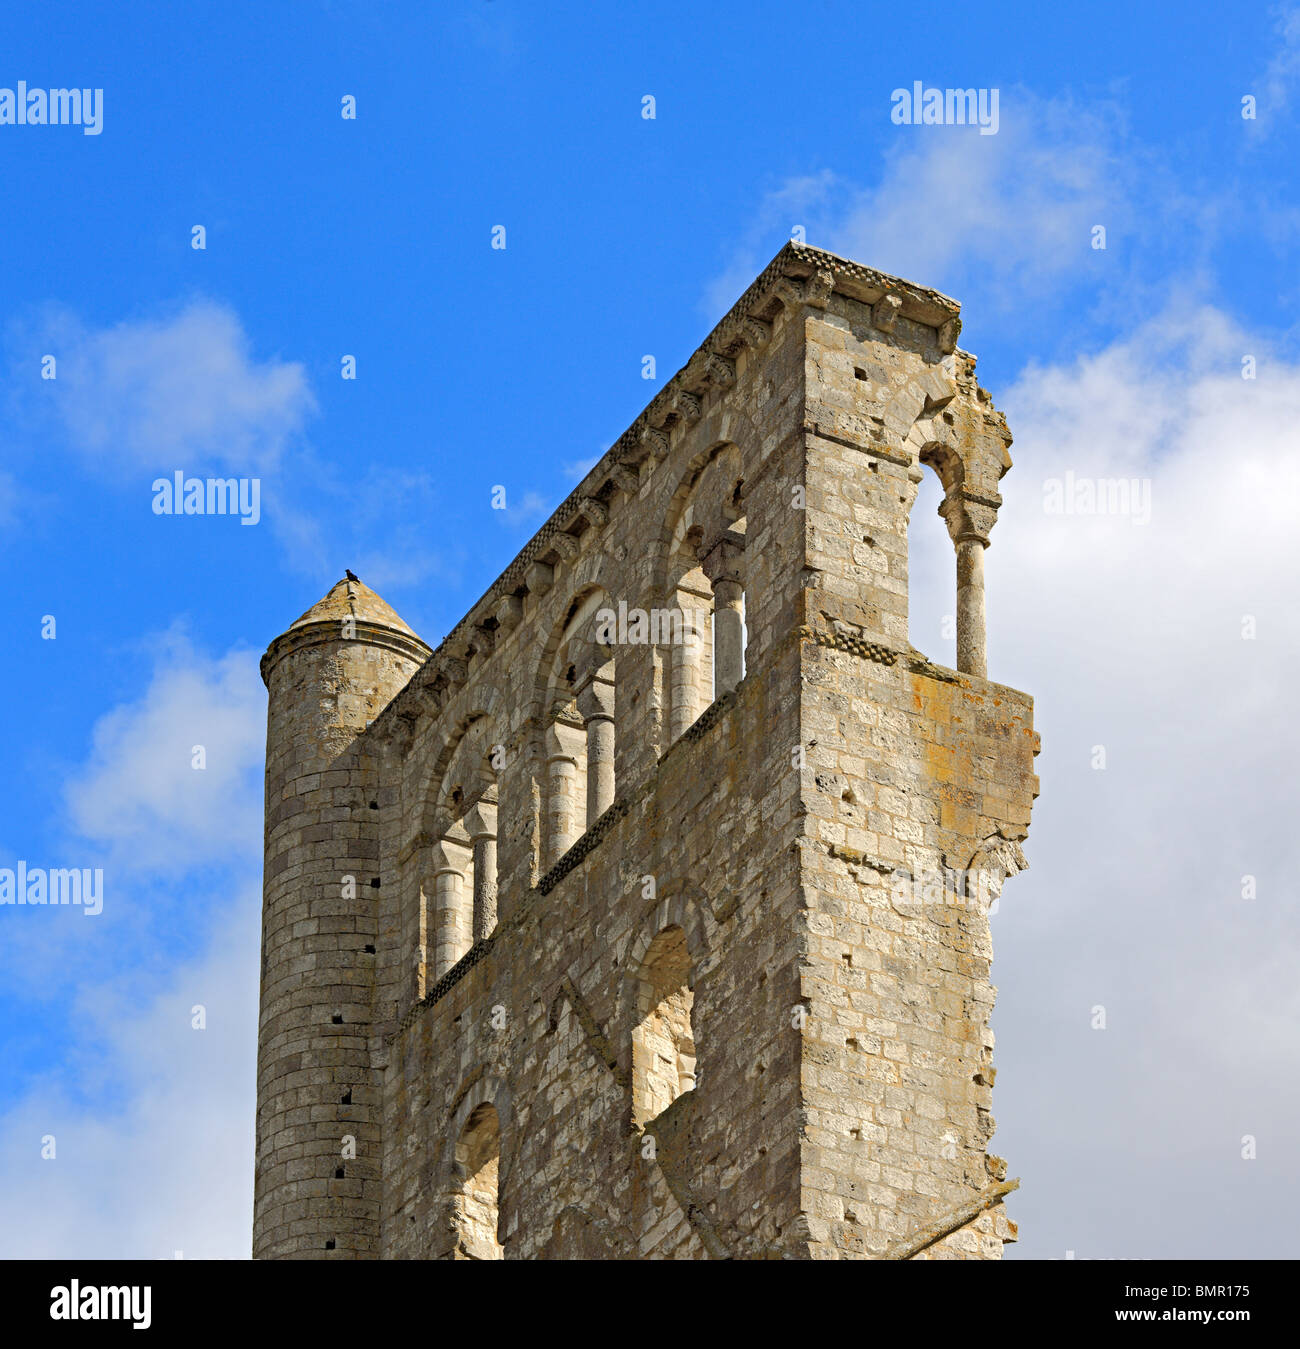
[
  {"x1": 631, "y1": 925, "x2": 696, "y2": 1127},
  {"x1": 660, "y1": 444, "x2": 748, "y2": 740},
  {"x1": 908, "y1": 457, "x2": 954, "y2": 665},
  {"x1": 539, "y1": 590, "x2": 617, "y2": 867},
  {"x1": 452, "y1": 1102, "x2": 503, "y2": 1260},
  {"x1": 911, "y1": 447, "x2": 970, "y2": 669},
  {"x1": 666, "y1": 553, "x2": 714, "y2": 740},
  {"x1": 427, "y1": 720, "x2": 499, "y2": 979}
]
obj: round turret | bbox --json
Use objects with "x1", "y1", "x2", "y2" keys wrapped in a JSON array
[{"x1": 254, "y1": 576, "x2": 429, "y2": 1259}]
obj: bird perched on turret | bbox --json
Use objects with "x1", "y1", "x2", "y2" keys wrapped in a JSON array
[{"x1": 345, "y1": 569, "x2": 359, "y2": 582}]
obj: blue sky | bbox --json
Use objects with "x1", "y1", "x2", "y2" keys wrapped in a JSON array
[{"x1": 2, "y1": 0, "x2": 1298, "y2": 1257}]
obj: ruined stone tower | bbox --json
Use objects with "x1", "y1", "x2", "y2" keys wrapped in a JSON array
[{"x1": 254, "y1": 242, "x2": 1039, "y2": 1260}]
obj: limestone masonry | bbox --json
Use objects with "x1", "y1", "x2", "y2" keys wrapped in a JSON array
[{"x1": 254, "y1": 242, "x2": 1040, "y2": 1260}]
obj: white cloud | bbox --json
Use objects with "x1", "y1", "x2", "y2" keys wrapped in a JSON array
[
  {"x1": 0, "y1": 893, "x2": 259, "y2": 1258},
  {"x1": 0, "y1": 631, "x2": 265, "y2": 1257},
  {"x1": 33, "y1": 300, "x2": 314, "y2": 474},
  {"x1": 562, "y1": 451, "x2": 603, "y2": 483},
  {"x1": 909, "y1": 302, "x2": 1300, "y2": 1256},
  {"x1": 496, "y1": 486, "x2": 552, "y2": 529},
  {"x1": 835, "y1": 98, "x2": 1126, "y2": 301},
  {"x1": 1251, "y1": 3, "x2": 1300, "y2": 133},
  {"x1": 65, "y1": 630, "x2": 264, "y2": 874},
  {"x1": 704, "y1": 93, "x2": 1141, "y2": 326}
]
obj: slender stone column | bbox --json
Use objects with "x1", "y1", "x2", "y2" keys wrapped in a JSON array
[
  {"x1": 711, "y1": 578, "x2": 745, "y2": 695},
  {"x1": 940, "y1": 490, "x2": 997, "y2": 679},
  {"x1": 955, "y1": 537, "x2": 987, "y2": 679},
  {"x1": 543, "y1": 720, "x2": 584, "y2": 868},
  {"x1": 669, "y1": 588, "x2": 711, "y2": 740},
  {"x1": 577, "y1": 674, "x2": 616, "y2": 824},
  {"x1": 701, "y1": 534, "x2": 746, "y2": 698},
  {"x1": 413, "y1": 869, "x2": 432, "y2": 1002},
  {"x1": 430, "y1": 838, "x2": 472, "y2": 980},
  {"x1": 464, "y1": 799, "x2": 498, "y2": 941}
]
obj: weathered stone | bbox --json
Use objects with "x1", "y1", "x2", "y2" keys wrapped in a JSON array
[{"x1": 253, "y1": 242, "x2": 1039, "y2": 1262}]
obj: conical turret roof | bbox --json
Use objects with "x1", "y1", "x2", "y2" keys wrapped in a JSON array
[{"x1": 287, "y1": 574, "x2": 423, "y2": 640}]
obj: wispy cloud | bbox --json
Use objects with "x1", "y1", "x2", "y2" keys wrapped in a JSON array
[
  {"x1": 1248, "y1": 3, "x2": 1300, "y2": 135},
  {"x1": 0, "y1": 896, "x2": 259, "y2": 1258},
  {"x1": 704, "y1": 91, "x2": 1147, "y2": 326},
  {"x1": 21, "y1": 300, "x2": 315, "y2": 475},
  {"x1": 271, "y1": 461, "x2": 454, "y2": 595},
  {"x1": 493, "y1": 486, "x2": 553, "y2": 530},
  {"x1": 0, "y1": 633, "x2": 264, "y2": 1256},
  {"x1": 65, "y1": 629, "x2": 264, "y2": 874},
  {"x1": 562, "y1": 452, "x2": 603, "y2": 483},
  {"x1": 4, "y1": 300, "x2": 458, "y2": 594}
]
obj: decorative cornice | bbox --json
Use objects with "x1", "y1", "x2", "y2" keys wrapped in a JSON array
[
  {"x1": 610, "y1": 463, "x2": 640, "y2": 496},
  {"x1": 804, "y1": 628, "x2": 899, "y2": 666},
  {"x1": 260, "y1": 618, "x2": 431, "y2": 687},
  {"x1": 537, "y1": 795, "x2": 633, "y2": 895}
]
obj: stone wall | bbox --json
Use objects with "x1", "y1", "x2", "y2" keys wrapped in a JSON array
[{"x1": 254, "y1": 242, "x2": 1039, "y2": 1260}]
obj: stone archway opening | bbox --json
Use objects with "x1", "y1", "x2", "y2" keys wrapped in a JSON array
[
  {"x1": 631, "y1": 925, "x2": 696, "y2": 1127},
  {"x1": 453, "y1": 1101, "x2": 503, "y2": 1260}
]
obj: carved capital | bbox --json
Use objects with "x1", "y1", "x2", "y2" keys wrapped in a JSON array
[
  {"x1": 374, "y1": 709, "x2": 417, "y2": 756},
  {"x1": 464, "y1": 799, "x2": 498, "y2": 842},
  {"x1": 471, "y1": 622, "x2": 496, "y2": 658},
  {"x1": 575, "y1": 673, "x2": 615, "y2": 722},
  {"x1": 699, "y1": 531, "x2": 746, "y2": 587},
  {"x1": 431, "y1": 837, "x2": 471, "y2": 874},
  {"x1": 434, "y1": 652, "x2": 468, "y2": 686},
  {"x1": 551, "y1": 531, "x2": 581, "y2": 562},
  {"x1": 776, "y1": 268, "x2": 834, "y2": 310},
  {"x1": 545, "y1": 716, "x2": 584, "y2": 759},
  {"x1": 939, "y1": 489, "x2": 1000, "y2": 545},
  {"x1": 742, "y1": 316, "x2": 771, "y2": 349},
  {"x1": 578, "y1": 497, "x2": 609, "y2": 529},
  {"x1": 672, "y1": 389, "x2": 702, "y2": 424},
  {"x1": 704, "y1": 351, "x2": 736, "y2": 389},
  {"x1": 966, "y1": 833, "x2": 1028, "y2": 908},
  {"x1": 805, "y1": 267, "x2": 835, "y2": 307},
  {"x1": 638, "y1": 421, "x2": 672, "y2": 459}
]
